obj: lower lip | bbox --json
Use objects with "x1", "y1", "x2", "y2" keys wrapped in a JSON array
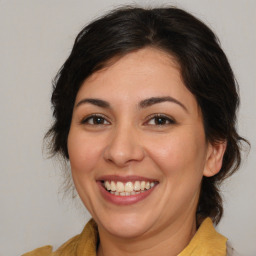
[{"x1": 97, "y1": 182, "x2": 157, "y2": 205}]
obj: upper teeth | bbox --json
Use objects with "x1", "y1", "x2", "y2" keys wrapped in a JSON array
[{"x1": 104, "y1": 181, "x2": 156, "y2": 193}]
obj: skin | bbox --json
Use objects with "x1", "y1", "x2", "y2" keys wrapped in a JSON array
[{"x1": 67, "y1": 48, "x2": 226, "y2": 256}]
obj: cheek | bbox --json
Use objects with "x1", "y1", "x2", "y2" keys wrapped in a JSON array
[
  {"x1": 146, "y1": 127, "x2": 207, "y2": 179},
  {"x1": 67, "y1": 130, "x2": 102, "y2": 175}
]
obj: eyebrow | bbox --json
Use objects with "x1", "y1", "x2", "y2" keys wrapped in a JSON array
[
  {"x1": 75, "y1": 96, "x2": 188, "y2": 112},
  {"x1": 139, "y1": 96, "x2": 188, "y2": 112},
  {"x1": 76, "y1": 98, "x2": 110, "y2": 108}
]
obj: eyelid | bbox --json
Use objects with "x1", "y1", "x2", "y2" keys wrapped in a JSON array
[
  {"x1": 144, "y1": 113, "x2": 176, "y2": 126},
  {"x1": 80, "y1": 113, "x2": 111, "y2": 125}
]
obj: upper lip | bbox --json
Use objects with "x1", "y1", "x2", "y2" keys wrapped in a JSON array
[{"x1": 97, "y1": 175, "x2": 158, "y2": 183}]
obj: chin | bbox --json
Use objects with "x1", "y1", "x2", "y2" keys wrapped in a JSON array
[{"x1": 97, "y1": 212, "x2": 157, "y2": 239}]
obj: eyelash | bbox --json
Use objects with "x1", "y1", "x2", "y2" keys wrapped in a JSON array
[
  {"x1": 145, "y1": 114, "x2": 176, "y2": 126},
  {"x1": 80, "y1": 114, "x2": 175, "y2": 127},
  {"x1": 80, "y1": 114, "x2": 110, "y2": 125}
]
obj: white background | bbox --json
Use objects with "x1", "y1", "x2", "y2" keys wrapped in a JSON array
[{"x1": 0, "y1": 1, "x2": 255, "y2": 255}]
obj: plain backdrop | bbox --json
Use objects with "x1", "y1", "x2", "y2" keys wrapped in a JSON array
[{"x1": 0, "y1": 1, "x2": 255, "y2": 255}]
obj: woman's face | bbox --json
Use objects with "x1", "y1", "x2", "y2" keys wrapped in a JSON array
[{"x1": 68, "y1": 48, "x2": 215, "y2": 239}]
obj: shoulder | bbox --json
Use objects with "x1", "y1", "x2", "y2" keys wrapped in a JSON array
[
  {"x1": 22, "y1": 219, "x2": 98, "y2": 256},
  {"x1": 21, "y1": 235, "x2": 80, "y2": 256},
  {"x1": 21, "y1": 246, "x2": 53, "y2": 256}
]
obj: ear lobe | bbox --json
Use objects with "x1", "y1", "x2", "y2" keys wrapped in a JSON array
[{"x1": 203, "y1": 140, "x2": 227, "y2": 177}]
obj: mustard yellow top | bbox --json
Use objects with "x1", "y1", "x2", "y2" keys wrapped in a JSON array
[{"x1": 22, "y1": 218, "x2": 227, "y2": 256}]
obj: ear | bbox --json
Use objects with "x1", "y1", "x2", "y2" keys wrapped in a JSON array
[{"x1": 203, "y1": 140, "x2": 227, "y2": 177}]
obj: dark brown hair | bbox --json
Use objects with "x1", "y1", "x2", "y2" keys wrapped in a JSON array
[{"x1": 46, "y1": 6, "x2": 248, "y2": 224}]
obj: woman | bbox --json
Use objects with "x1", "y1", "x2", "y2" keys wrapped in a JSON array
[{"x1": 23, "y1": 6, "x2": 247, "y2": 256}]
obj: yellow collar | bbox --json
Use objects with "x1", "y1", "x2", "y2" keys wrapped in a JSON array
[{"x1": 178, "y1": 218, "x2": 227, "y2": 256}]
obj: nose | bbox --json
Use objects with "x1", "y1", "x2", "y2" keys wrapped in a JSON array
[{"x1": 103, "y1": 124, "x2": 145, "y2": 167}]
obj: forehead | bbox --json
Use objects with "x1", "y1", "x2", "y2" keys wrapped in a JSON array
[
  {"x1": 86, "y1": 47, "x2": 180, "y2": 86},
  {"x1": 76, "y1": 48, "x2": 198, "y2": 113}
]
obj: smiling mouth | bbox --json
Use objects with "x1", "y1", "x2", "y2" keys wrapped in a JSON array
[{"x1": 101, "y1": 180, "x2": 158, "y2": 196}]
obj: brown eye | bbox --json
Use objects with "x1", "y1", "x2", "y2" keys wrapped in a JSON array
[
  {"x1": 154, "y1": 117, "x2": 168, "y2": 125},
  {"x1": 82, "y1": 115, "x2": 110, "y2": 125},
  {"x1": 147, "y1": 115, "x2": 175, "y2": 126}
]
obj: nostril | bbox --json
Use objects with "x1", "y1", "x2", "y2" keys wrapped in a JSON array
[{"x1": 103, "y1": 140, "x2": 145, "y2": 166}]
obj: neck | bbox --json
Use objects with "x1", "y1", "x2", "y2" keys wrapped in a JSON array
[{"x1": 97, "y1": 214, "x2": 197, "y2": 256}]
